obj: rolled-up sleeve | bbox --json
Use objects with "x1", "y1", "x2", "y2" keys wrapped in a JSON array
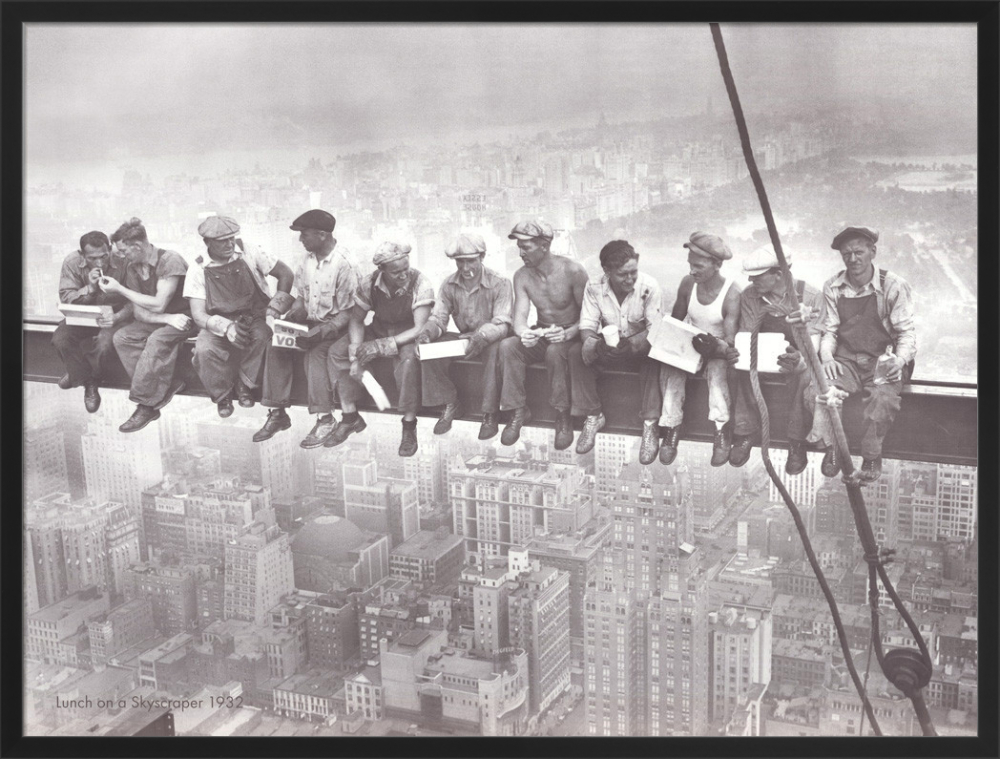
[
  {"x1": 887, "y1": 278, "x2": 917, "y2": 363},
  {"x1": 578, "y1": 284, "x2": 603, "y2": 334},
  {"x1": 331, "y1": 260, "x2": 358, "y2": 316},
  {"x1": 353, "y1": 273, "x2": 374, "y2": 312},
  {"x1": 294, "y1": 261, "x2": 309, "y2": 305},
  {"x1": 412, "y1": 273, "x2": 435, "y2": 310},
  {"x1": 476, "y1": 278, "x2": 513, "y2": 343},
  {"x1": 819, "y1": 281, "x2": 841, "y2": 362},
  {"x1": 58, "y1": 254, "x2": 93, "y2": 304},
  {"x1": 183, "y1": 264, "x2": 206, "y2": 300},
  {"x1": 641, "y1": 280, "x2": 663, "y2": 329}
]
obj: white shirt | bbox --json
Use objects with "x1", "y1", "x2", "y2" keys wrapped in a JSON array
[{"x1": 183, "y1": 242, "x2": 276, "y2": 301}]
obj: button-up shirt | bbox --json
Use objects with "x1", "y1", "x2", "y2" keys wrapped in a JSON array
[
  {"x1": 294, "y1": 247, "x2": 358, "y2": 323},
  {"x1": 819, "y1": 267, "x2": 916, "y2": 363},
  {"x1": 579, "y1": 271, "x2": 662, "y2": 338},
  {"x1": 58, "y1": 250, "x2": 128, "y2": 307},
  {"x1": 354, "y1": 269, "x2": 435, "y2": 314},
  {"x1": 427, "y1": 266, "x2": 512, "y2": 342},
  {"x1": 739, "y1": 279, "x2": 826, "y2": 338},
  {"x1": 183, "y1": 241, "x2": 277, "y2": 301}
]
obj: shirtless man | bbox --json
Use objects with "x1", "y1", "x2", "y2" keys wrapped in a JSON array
[
  {"x1": 659, "y1": 232, "x2": 741, "y2": 466},
  {"x1": 497, "y1": 219, "x2": 589, "y2": 450}
]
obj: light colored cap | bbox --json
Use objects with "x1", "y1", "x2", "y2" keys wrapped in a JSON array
[
  {"x1": 197, "y1": 215, "x2": 240, "y2": 240},
  {"x1": 743, "y1": 244, "x2": 791, "y2": 276},
  {"x1": 508, "y1": 218, "x2": 554, "y2": 241},
  {"x1": 446, "y1": 234, "x2": 487, "y2": 258},
  {"x1": 684, "y1": 231, "x2": 732, "y2": 261},
  {"x1": 372, "y1": 241, "x2": 412, "y2": 266}
]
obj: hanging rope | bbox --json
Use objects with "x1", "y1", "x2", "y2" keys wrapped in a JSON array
[{"x1": 710, "y1": 23, "x2": 936, "y2": 736}]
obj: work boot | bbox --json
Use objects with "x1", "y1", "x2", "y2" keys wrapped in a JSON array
[
  {"x1": 153, "y1": 379, "x2": 186, "y2": 411},
  {"x1": 639, "y1": 420, "x2": 659, "y2": 465},
  {"x1": 300, "y1": 414, "x2": 337, "y2": 449},
  {"x1": 786, "y1": 440, "x2": 808, "y2": 476},
  {"x1": 501, "y1": 407, "x2": 532, "y2": 446},
  {"x1": 711, "y1": 425, "x2": 731, "y2": 467},
  {"x1": 479, "y1": 413, "x2": 499, "y2": 440},
  {"x1": 119, "y1": 405, "x2": 160, "y2": 433},
  {"x1": 58, "y1": 374, "x2": 74, "y2": 390},
  {"x1": 217, "y1": 395, "x2": 234, "y2": 418},
  {"x1": 433, "y1": 402, "x2": 463, "y2": 435},
  {"x1": 860, "y1": 456, "x2": 883, "y2": 483},
  {"x1": 659, "y1": 426, "x2": 680, "y2": 465},
  {"x1": 235, "y1": 378, "x2": 255, "y2": 408},
  {"x1": 399, "y1": 419, "x2": 418, "y2": 457},
  {"x1": 83, "y1": 382, "x2": 101, "y2": 414},
  {"x1": 820, "y1": 446, "x2": 840, "y2": 478},
  {"x1": 728, "y1": 434, "x2": 753, "y2": 468},
  {"x1": 326, "y1": 413, "x2": 367, "y2": 447},
  {"x1": 554, "y1": 410, "x2": 574, "y2": 451},
  {"x1": 576, "y1": 413, "x2": 605, "y2": 454},
  {"x1": 253, "y1": 408, "x2": 291, "y2": 442}
]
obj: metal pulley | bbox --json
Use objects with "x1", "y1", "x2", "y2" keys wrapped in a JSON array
[{"x1": 882, "y1": 647, "x2": 932, "y2": 695}]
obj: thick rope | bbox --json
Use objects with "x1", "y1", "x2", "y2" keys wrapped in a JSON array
[{"x1": 710, "y1": 22, "x2": 936, "y2": 735}]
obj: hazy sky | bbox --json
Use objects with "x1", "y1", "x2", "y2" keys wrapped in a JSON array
[{"x1": 25, "y1": 23, "x2": 977, "y2": 168}]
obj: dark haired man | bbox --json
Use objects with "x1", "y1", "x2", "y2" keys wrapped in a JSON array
[
  {"x1": 99, "y1": 219, "x2": 194, "y2": 431},
  {"x1": 571, "y1": 239, "x2": 663, "y2": 461},
  {"x1": 53, "y1": 230, "x2": 131, "y2": 412}
]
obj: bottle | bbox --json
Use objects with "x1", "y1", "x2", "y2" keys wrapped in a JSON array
[{"x1": 873, "y1": 344, "x2": 895, "y2": 385}]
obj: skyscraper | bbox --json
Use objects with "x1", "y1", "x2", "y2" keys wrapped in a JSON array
[
  {"x1": 196, "y1": 417, "x2": 295, "y2": 501},
  {"x1": 24, "y1": 425, "x2": 69, "y2": 502},
  {"x1": 343, "y1": 455, "x2": 419, "y2": 549},
  {"x1": 223, "y1": 521, "x2": 295, "y2": 627}
]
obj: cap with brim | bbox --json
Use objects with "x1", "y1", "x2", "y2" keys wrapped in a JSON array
[
  {"x1": 683, "y1": 231, "x2": 732, "y2": 261},
  {"x1": 743, "y1": 244, "x2": 791, "y2": 276},
  {"x1": 372, "y1": 241, "x2": 412, "y2": 267},
  {"x1": 198, "y1": 215, "x2": 241, "y2": 240},
  {"x1": 290, "y1": 209, "x2": 336, "y2": 233},
  {"x1": 446, "y1": 234, "x2": 487, "y2": 259},
  {"x1": 831, "y1": 226, "x2": 879, "y2": 250},
  {"x1": 508, "y1": 219, "x2": 554, "y2": 241}
]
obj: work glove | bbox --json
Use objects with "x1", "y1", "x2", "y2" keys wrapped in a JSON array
[
  {"x1": 464, "y1": 332, "x2": 490, "y2": 359},
  {"x1": 416, "y1": 330, "x2": 434, "y2": 345},
  {"x1": 777, "y1": 347, "x2": 806, "y2": 374},
  {"x1": 226, "y1": 322, "x2": 251, "y2": 350},
  {"x1": 267, "y1": 291, "x2": 295, "y2": 321},
  {"x1": 692, "y1": 333, "x2": 717, "y2": 357},
  {"x1": 296, "y1": 325, "x2": 325, "y2": 350},
  {"x1": 357, "y1": 336, "x2": 398, "y2": 366}
]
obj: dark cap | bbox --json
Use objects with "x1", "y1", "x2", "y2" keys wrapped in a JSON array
[
  {"x1": 290, "y1": 209, "x2": 336, "y2": 233},
  {"x1": 508, "y1": 219, "x2": 554, "y2": 242},
  {"x1": 831, "y1": 226, "x2": 879, "y2": 250}
]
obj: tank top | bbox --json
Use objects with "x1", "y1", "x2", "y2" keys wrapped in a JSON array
[{"x1": 685, "y1": 277, "x2": 733, "y2": 338}]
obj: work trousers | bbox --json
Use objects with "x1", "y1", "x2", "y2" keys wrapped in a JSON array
[
  {"x1": 659, "y1": 358, "x2": 731, "y2": 429},
  {"x1": 421, "y1": 332, "x2": 502, "y2": 412},
  {"x1": 192, "y1": 317, "x2": 272, "y2": 403},
  {"x1": 732, "y1": 369, "x2": 812, "y2": 440},
  {"x1": 567, "y1": 345, "x2": 662, "y2": 420},
  {"x1": 113, "y1": 320, "x2": 195, "y2": 407},
  {"x1": 261, "y1": 329, "x2": 342, "y2": 414},
  {"x1": 804, "y1": 353, "x2": 905, "y2": 458},
  {"x1": 52, "y1": 321, "x2": 119, "y2": 386},
  {"x1": 498, "y1": 335, "x2": 576, "y2": 413},
  {"x1": 329, "y1": 328, "x2": 421, "y2": 416}
]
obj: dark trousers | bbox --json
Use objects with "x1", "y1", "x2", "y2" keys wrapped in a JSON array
[
  {"x1": 52, "y1": 321, "x2": 119, "y2": 386},
  {"x1": 568, "y1": 344, "x2": 662, "y2": 420},
  {"x1": 421, "y1": 332, "x2": 502, "y2": 413},
  {"x1": 113, "y1": 320, "x2": 195, "y2": 407},
  {"x1": 192, "y1": 317, "x2": 272, "y2": 403},
  {"x1": 733, "y1": 369, "x2": 812, "y2": 440},
  {"x1": 805, "y1": 353, "x2": 906, "y2": 458},
  {"x1": 329, "y1": 328, "x2": 421, "y2": 416},
  {"x1": 498, "y1": 335, "x2": 576, "y2": 413},
  {"x1": 261, "y1": 327, "x2": 341, "y2": 414}
]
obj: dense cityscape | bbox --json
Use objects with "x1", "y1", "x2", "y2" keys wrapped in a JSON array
[{"x1": 23, "y1": 82, "x2": 977, "y2": 737}]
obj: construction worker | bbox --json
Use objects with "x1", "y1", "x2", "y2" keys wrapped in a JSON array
[
  {"x1": 253, "y1": 209, "x2": 358, "y2": 448},
  {"x1": 184, "y1": 215, "x2": 294, "y2": 417},
  {"x1": 728, "y1": 244, "x2": 825, "y2": 474},
  {"x1": 100, "y1": 218, "x2": 194, "y2": 432},
  {"x1": 658, "y1": 231, "x2": 741, "y2": 467},
  {"x1": 498, "y1": 218, "x2": 589, "y2": 450},
  {"x1": 416, "y1": 233, "x2": 512, "y2": 438},
  {"x1": 805, "y1": 226, "x2": 916, "y2": 483},
  {"x1": 53, "y1": 230, "x2": 132, "y2": 413},
  {"x1": 325, "y1": 241, "x2": 434, "y2": 457},
  {"x1": 571, "y1": 239, "x2": 664, "y2": 461}
]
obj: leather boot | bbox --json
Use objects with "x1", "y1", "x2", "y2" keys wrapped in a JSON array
[
  {"x1": 235, "y1": 378, "x2": 255, "y2": 408},
  {"x1": 326, "y1": 413, "x2": 367, "y2": 447},
  {"x1": 711, "y1": 425, "x2": 731, "y2": 467},
  {"x1": 553, "y1": 410, "x2": 574, "y2": 451},
  {"x1": 728, "y1": 434, "x2": 753, "y2": 468},
  {"x1": 433, "y1": 402, "x2": 463, "y2": 435},
  {"x1": 217, "y1": 396, "x2": 234, "y2": 418},
  {"x1": 576, "y1": 413, "x2": 605, "y2": 454},
  {"x1": 860, "y1": 456, "x2": 883, "y2": 483},
  {"x1": 659, "y1": 426, "x2": 680, "y2": 465},
  {"x1": 785, "y1": 440, "x2": 808, "y2": 476},
  {"x1": 119, "y1": 405, "x2": 160, "y2": 433},
  {"x1": 399, "y1": 419, "x2": 418, "y2": 457},
  {"x1": 253, "y1": 408, "x2": 291, "y2": 442},
  {"x1": 639, "y1": 421, "x2": 659, "y2": 465},
  {"x1": 479, "y1": 413, "x2": 499, "y2": 440},
  {"x1": 301, "y1": 414, "x2": 337, "y2": 449},
  {"x1": 821, "y1": 446, "x2": 840, "y2": 478},
  {"x1": 83, "y1": 382, "x2": 101, "y2": 414},
  {"x1": 501, "y1": 407, "x2": 532, "y2": 446}
]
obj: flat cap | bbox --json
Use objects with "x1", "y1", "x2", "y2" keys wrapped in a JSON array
[
  {"x1": 508, "y1": 218, "x2": 554, "y2": 241},
  {"x1": 197, "y1": 215, "x2": 240, "y2": 240},
  {"x1": 372, "y1": 241, "x2": 412, "y2": 267},
  {"x1": 743, "y1": 244, "x2": 791, "y2": 276},
  {"x1": 831, "y1": 226, "x2": 879, "y2": 250},
  {"x1": 446, "y1": 234, "x2": 487, "y2": 259},
  {"x1": 290, "y1": 209, "x2": 336, "y2": 233},
  {"x1": 684, "y1": 231, "x2": 732, "y2": 261}
]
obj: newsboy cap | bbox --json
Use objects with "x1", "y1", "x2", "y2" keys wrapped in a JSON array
[
  {"x1": 743, "y1": 244, "x2": 791, "y2": 276},
  {"x1": 446, "y1": 234, "x2": 487, "y2": 259},
  {"x1": 290, "y1": 209, "x2": 336, "y2": 233},
  {"x1": 372, "y1": 241, "x2": 412, "y2": 267},
  {"x1": 508, "y1": 219, "x2": 554, "y2": 241},
  {"x1": 831, "y1": 226, "x2": 879, "y2": 250},
  {"x1": 684, "y1": 231, "x2": 732, "y2": 261},
  {"x1": 197, "y1": 215, "x2": 240, "y2": 240}
]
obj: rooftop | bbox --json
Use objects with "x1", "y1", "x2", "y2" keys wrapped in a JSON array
[{"x1": 391, "y1": 530, "x2": 464, "y2": 560}]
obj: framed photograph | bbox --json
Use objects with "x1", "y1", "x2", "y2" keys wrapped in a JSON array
[{"x1": 5, "y1": 3, "x2": 995, "y2": 758}]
